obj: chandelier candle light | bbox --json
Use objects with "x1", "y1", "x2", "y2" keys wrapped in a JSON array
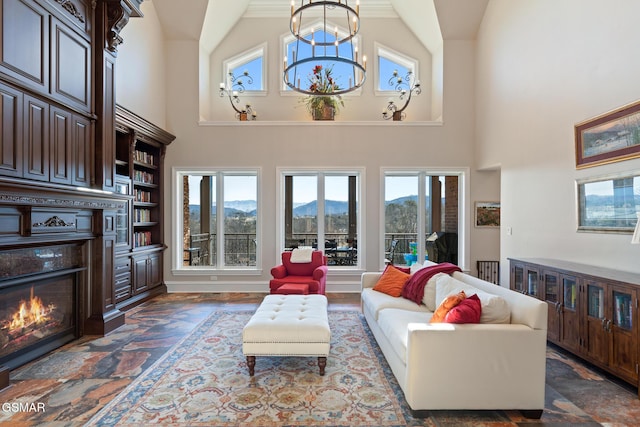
[
  {"x1": 284, "y1": 0, "x2": 366, "y2": 99},
  {"x1": 219, "y1": 70, "x2": 257, "y2": 121},
  {"x1": 382, "y1": 69, "x2": 421, "y2": 121}
]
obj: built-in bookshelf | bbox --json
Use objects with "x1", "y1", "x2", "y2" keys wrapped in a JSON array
[{"x1": 114, "y1": 105, "x2": 174, "y2": 311}]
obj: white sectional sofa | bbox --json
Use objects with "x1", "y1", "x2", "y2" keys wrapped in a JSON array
[{"x1": 361, "y1": 262, "x2": 548, "y2": 418}]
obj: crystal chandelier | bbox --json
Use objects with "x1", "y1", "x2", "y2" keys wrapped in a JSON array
[{"x1": 284, "y1": 0, "x2": 366, "y2": 95}]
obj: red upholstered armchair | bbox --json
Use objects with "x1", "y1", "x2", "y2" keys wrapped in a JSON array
[{"x1": 269, "y1": 250, "x2": 328, "y2": 295}]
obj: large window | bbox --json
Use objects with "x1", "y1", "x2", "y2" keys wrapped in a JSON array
[
  {"x1": 383, "y1": 170, "x2": 465, "y2": 268},
  {"x1": 279, "y1": 169, "x2": 362, "y2": 268},
  {"x1": 577, "y1": 172, "x2": 640, "y2": 232},
  {"x1": 174, "y1": 168, "x2": 260, "y2": 271}
]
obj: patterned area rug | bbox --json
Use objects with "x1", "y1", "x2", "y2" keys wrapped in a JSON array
[{"x1": 87, "y1": 310, "x2": 421, "y2": 426}]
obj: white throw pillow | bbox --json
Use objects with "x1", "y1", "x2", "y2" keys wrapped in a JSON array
[
  {"x1": 422, "y1": 272, "x2": 448, "y2": 311},
  {"x1": 410, "y1": 261, "x2": 426, "y2": 275},
  {"x1": 435, "y1": 274, "x2": 511, "y2": 324}
]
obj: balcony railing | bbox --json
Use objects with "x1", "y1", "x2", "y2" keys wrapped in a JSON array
[
  {"x1": 183, "y1": 232, "x2": 444, "y2": 267},
  {"x1": 185, "y1": 233, "x2": 256, "y2": 266}
]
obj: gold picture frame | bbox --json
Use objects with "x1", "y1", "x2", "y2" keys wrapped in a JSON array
[{"x1": 575, "y1": 99, "x2": 640, "y2": 169}]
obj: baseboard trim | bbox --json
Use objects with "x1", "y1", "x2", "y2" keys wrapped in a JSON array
[{"x1": 165, "y1": 281, "x2": 362, "y2": 293}]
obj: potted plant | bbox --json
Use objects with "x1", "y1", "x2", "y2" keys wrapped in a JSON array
[{"x1": 304, "y1": 65, "x2": 344, "y2": 120}]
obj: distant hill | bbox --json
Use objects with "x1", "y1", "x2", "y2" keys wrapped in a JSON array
[{"x1": 293, "y1": 200, "x2": 349, "y2": 216}]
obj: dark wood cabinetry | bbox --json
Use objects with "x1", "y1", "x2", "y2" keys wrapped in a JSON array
[
  {"x1": 510, "y1": 258, "x2": 640, "y2": 396},
  {"x1": 114, "y1": 105, "x2": 174, "y2": 311},
  {"x1": 0, "y1": 0, "x2": 146, "y2": 388}
]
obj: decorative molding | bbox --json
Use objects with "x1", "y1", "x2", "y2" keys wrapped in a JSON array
[
  {"x1": 54, "y1": 0, "x2": 85, "y2": 24},
  {"x1": 106, "y1": 2, "x2": 127, "y2": 52},
  {"x1": 0, "y1": 193, "x2": 125, "y2": 210},
  {"x1": 33, "y1": 215, "x2": 75, "y2": 228}
]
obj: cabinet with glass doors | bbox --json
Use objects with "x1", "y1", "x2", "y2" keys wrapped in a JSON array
[{"x1": 509, "y1": 258, "x2": 640, "y2": 397}]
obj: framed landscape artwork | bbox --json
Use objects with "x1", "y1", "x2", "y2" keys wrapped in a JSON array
[
  {"x1": 475, "y1": 202, "x2": 500, "y2": 228},
  {"x1": 575, "y1": 99, "x2": 640, "y2": 169}
]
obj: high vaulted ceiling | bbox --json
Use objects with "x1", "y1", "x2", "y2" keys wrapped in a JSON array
[{"x1": 150, "y1": 0, "x2": 488, "y2": 54}]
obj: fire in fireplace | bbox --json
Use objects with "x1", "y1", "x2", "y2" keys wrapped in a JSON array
[{"x1": 0, "y1": 244, "x2": 83, "y2": 370}]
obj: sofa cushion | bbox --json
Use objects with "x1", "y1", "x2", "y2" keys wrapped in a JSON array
[
  {"x1": 435, "y1": 274, "x2": 511, "y2": 324},
  {"x1": 444, "y1": 293, "x2": 482, "y2": 324},
  {"x1": 362, "y1": 288, "x2": 429, "y2": 321},
  {"x1": 373, "y1": 265, "x2": 410, "y2": 297},
  {"x1": 422, "y1": 272, "x2": 447, "y2": 311},
  {"x1": 377, "y1": 308, "x2": 433, "y2": 364},
  {"x1": 431, "y1": 290, "x2": 466, "y2": 323}
]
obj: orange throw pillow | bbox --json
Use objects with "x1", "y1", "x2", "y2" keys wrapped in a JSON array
[
  {"x1": 373, "y1": 265, "x2": 410, "y2": 297},
  {"x1": 431, "y1": 290, "x2": 466, "y2": 323}
]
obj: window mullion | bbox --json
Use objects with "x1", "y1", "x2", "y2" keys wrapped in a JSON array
[
  {"x1": 217, "y1": 174, "x2": 225, "y2": 267},
  {"x1": 417, "y1": 173, "x2": 426, "y2": 263},
  {"x1": 317, "y1": 173, "x2": 326, "y2": 252}
]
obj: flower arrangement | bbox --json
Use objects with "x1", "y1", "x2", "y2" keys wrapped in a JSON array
[{"x1": 303, "y1": 65, "x2": 344, "y2": 119}]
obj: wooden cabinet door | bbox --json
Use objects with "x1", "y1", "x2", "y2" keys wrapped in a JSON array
[
  {"x1": 584, "y1": 281, "x2": 609, "y2": 366},
  {"x1": 23, "y1": 94, "x2": 49, "y2": 181},
  {"x1": 560, "y1": 274, "x2": 581, "y2": 353},
  {"x1": 71, "y1": 114, "x2": 92, "y2": 186},
  {"x1": 133, "y1": 255, "x2": 149, "y2": 293},
  {"x1": 542, "y1": 270, "x2": 561, "y2": 343},
  {"x1": 609, "y1": 286, "x2": 638, "y2": 384},
  {"x1": 0, "y1": 0, "x2": 49, "y2": 93},
  {"x1": 0, "y1": 82, "x2": 23, "y2": 177},
  {"x1": 50, "y1": 16, "x2": 91, "y2": 112},
  {"x1": 50, "y1": 106, "x2": 72, "y2": 184},
  {"x1": 148, "y1": 252, "x2": 162, "y2": 288},
  {"x1": 510, "y1": 261, "x2": 525, "y2": 293},
  {"x1": 525, "y1": 266, "x2": 540, "y2": 299}
]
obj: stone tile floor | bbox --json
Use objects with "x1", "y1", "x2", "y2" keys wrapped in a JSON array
[{"x1": 1, "y1": 292, "x2": 639, "y2": 426}]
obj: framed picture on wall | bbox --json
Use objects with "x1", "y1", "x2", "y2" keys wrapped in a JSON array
[
  {"x1": 475, "y1": 202, "x2": 500, "y2": 228},
  {"x1": 575, "y1": 99, "x2": 640, "y2": 169}
]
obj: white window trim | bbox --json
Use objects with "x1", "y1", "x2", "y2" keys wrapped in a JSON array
[
  {"x1": 280, "y1": 19, "x2": 363, "y2": 97},
  {"x1": 379, "y1": 167, "x2": 469, "y2": 272},
  {"x1": 374, "y1": 42, "x2": 419, "y2": 96},
  {"x1": 223, "y1": 42, "x2": 267, "y2": 96},
  {"x1": 276, "y1": 167, "x2": 365, "y2": 272},
  {"x1": 171, "y1": 167, "x2": 263, "y2": 275}
]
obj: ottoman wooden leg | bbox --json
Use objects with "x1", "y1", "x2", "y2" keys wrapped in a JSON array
[
  {"x1": 318, "y1": 357, "x2": 327, "y2": 376},
  {"x1": 246, "y1": 356, "x2": 256, "y2": 376}
]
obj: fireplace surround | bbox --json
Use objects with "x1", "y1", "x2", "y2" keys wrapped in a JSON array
[{"x1": 0, "y1": 187, "x2": 128, "y2": 389}]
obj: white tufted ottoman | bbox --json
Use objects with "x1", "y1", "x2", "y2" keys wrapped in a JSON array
[{"x1": 242, "y1": 294, "x2": 331, "y2": 376}]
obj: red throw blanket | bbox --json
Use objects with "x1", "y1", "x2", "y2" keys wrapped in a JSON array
[{"x1": 401, "y1": 262, "x2": 462, "y2": 304}]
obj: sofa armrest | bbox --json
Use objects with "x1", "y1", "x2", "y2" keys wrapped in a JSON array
[
  {"x1": 270, "y1": 264, "x2": 287, "y2": 279},
  {"x1": 361, "y1": 272, "x2": 382, "y2": 290},
  {"x1": 403, "y1": 323, "x2": 547, "y2": 410}
]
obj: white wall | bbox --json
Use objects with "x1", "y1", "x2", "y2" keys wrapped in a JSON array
[
  {"x1": 116, "y1": 1, "x2": 167, "y2": 128},
  {"x1": 116, "y1": 2, "x2": 501, "y2": 292},
  {"x1": 476, "y1": 0, "x2": 640, "y2": 282}
]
